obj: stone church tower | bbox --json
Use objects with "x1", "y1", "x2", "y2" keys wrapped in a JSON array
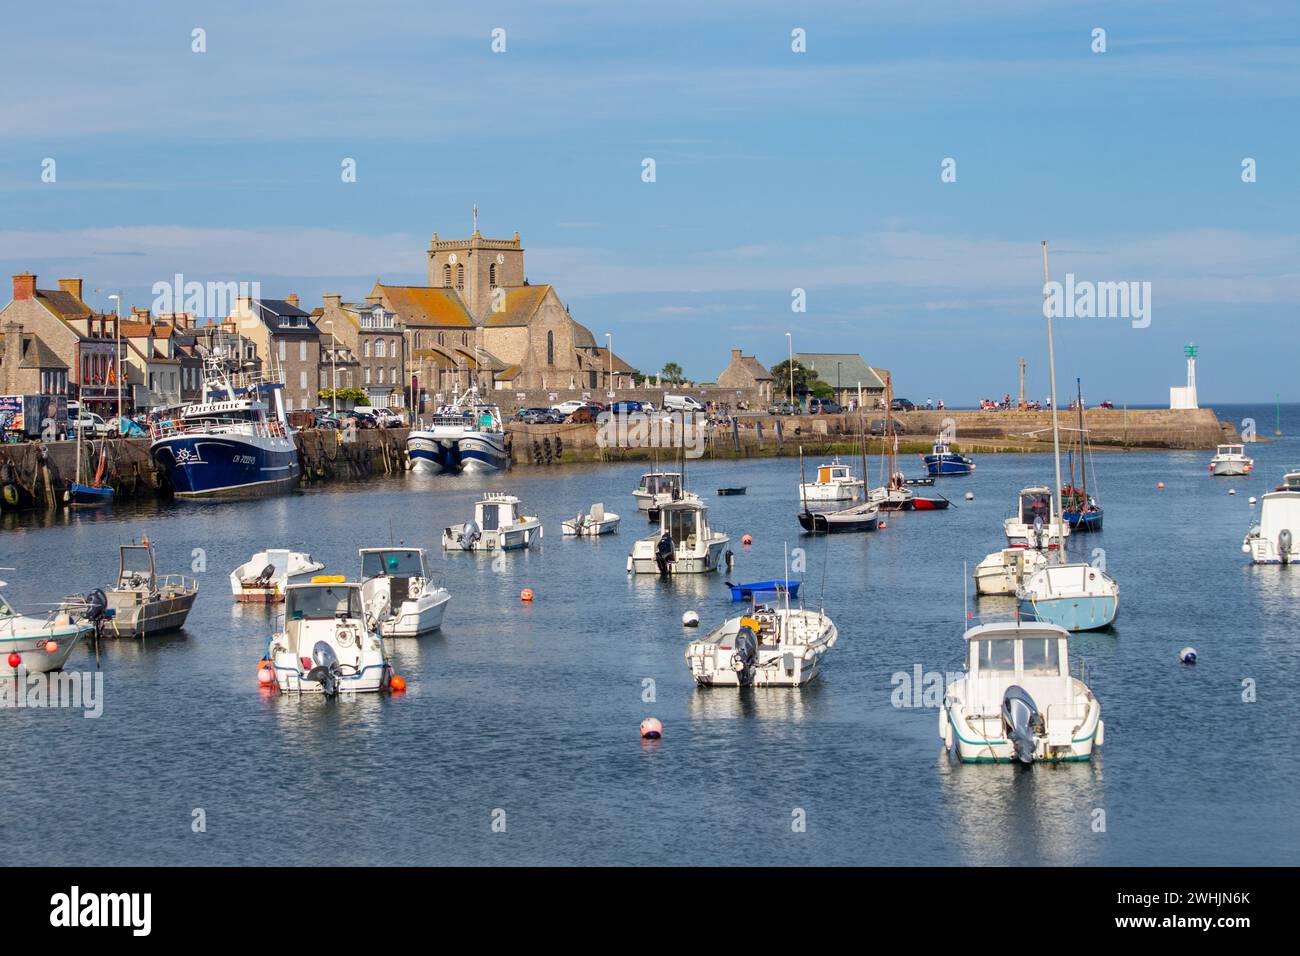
[{"x1": 427, "y1": 230, "x2": 525, "y2": 318}]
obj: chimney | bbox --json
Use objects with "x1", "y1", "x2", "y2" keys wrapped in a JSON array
[
  {"x1": 12, "y1": 274, "x2": 36, "y2": 301},
  {"x1": 323, "y1": 293, "x2": 342, "y2": 310},
  {"x1": 58, "y1": 278, "x2": 84, "y2": 301},
  {"x1": 731, "y1": 348, "x2": 742, "y2": 361},
  {"x1": 286, "y1": 293, "x2": 300, "y2": 308}
]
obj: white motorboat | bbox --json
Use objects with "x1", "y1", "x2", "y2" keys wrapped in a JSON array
[
  {"x1": 1002, "y1": 485, "x2": 1070, "y2": 549},
  {"x1": 229, "y1": 549, "x2": 325, "y2": 603},
  {"x1": 359, "y1": 547, "x2": 450, "y2": 636},
  {"x1": 1017, "y1": 562, "x2": 1119, "y2": 632},
  {"x1": 0, "y1": 582, "x2": 93, "y2": 673},
  {"x1": 441, "y1": 492, "x2": 543, "y2": 551},
  {"x1": 1209, "y1": 443, "x2": 1253, "y2": 477},
  {"x1": 941, "y1": 621, "x2": 1104, "y2": 763},
  {"x1": 102, "y1": 540, "x2": 199, "y2": 638},
  {"x1": 264, "y1": 576, "x2": 392, "y2": 695},
  {"x1": 685, "y1": 603, "x2": 837, "y2": 687},
  {"x1": 407, "y1": 387, "x2": 509, "y2": 474},
  {"x1": 973, "y1": 547, "x2": 1049, "y2": 596},
  {"x1": 799, "y1": 458, "x2": 863, "y2": 502},
  {"x1": 632, "y1": 471, "x2": 683, "y2": 514},
  {"x1": 562, "y1": 503, "x2": 620, "y2": 537},
  {"x1": 628, "y1": 497, "x2": 729, "y2": 575},
  {"x1": 1242, "y1": 469, "x2": 1300, "y2": 564}
]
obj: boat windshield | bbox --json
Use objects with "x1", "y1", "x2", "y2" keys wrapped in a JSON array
[
  {"x1": 288, "y1": 585, "x2": 362, "y2": 620},
  {"x1": 976, "y1": 639, "x2": 1017, "y2": 673},
  {"x1": 641, "y1": 474, "x2": 680, "y2": 494},
  {"x1": 362, "y1": 551, "x2": 424, "y2": 578},
  {"x1": 1021, "y1": 636, "x2": 1061, "y2": 675},
  {"x1": 121, "y1": 547, "x2": 153, "y2": 574},
  {"x1": 663, "y1": 507, "x2": 700, "y2": 542},
  {"x1": 1020, "y1": 494, "x2": 1051, "y2": 524}
]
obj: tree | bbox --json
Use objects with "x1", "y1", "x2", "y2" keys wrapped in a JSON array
[
  {"x1": 660, "y1": 362, "x2": 684, "y2": 384},
  {"x1": 769, "y1": 359, "x2": 821, "y2": 397}
]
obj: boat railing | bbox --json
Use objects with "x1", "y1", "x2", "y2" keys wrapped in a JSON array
[
  {"x1": 149, "y1": 417, "x2": 288, "y2": 442},
  {"x1": 157, "y1": 574, "x2": 198, "y2": 595}
]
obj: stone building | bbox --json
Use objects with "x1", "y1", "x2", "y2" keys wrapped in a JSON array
[
  {"x1": 0, "y1": 323, "x2": 68, "y2": 396},
  {"x1": 794, "y1": 352, "x2": 890, "y2": 408},
  {"x1": 0, "y1": 273, "x2": 126, "y2": 416},
  {"x1": 716, "y1": 348, "x2": 774, "y2": 403},
  {"x1": 316, "y1": 295, "x2": 404, "y2": 408},
  {"x1": 226, "y1": 294, "x2": 321, "y2": 412}
]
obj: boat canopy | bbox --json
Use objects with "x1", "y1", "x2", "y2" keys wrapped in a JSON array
[
  {"x1": 963, "y1": 622, "x2": 1070, "y2": 678},
  {"x1": 639, "y1": 472, "x2": 682, "y2": 494},
  {"x1": 817, "y1": 464, "x2": 849, "y2": 483},
  {"x1": 361, "y1": 548, "x2": 426, "y2": 578},
  {"x1": 1017, "y1": 487, "x2": 1053, "y2": 524},
  {"x1": 286, "y1": 583, "x2": 363, "y2": 621}
]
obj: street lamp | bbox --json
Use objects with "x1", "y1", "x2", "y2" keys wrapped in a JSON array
[
  {"x1": 784, "y1": 332, "x2": 793, "y2": 407},
  {"x1": 108, "y1": 293, "x2": 123, "y2": 428},
  {"x1": 605, "y1": 332, "x2": 613, "y2": 395},
  {"x1": 324, "y1": 320, "x2": 337, "y2": 415}
]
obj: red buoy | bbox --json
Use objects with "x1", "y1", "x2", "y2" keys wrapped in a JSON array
[{"x1": 7, "y1": 652, "x2": 20, "y2": 669}]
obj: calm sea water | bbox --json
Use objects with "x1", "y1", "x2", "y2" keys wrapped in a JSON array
[{"x1": 2, "y1": 403, "x2": 1297, "y2": 866}]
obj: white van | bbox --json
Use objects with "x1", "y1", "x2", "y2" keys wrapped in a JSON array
[{"x1": 663, "y1": 394, "x2": 705, "y2": 412}]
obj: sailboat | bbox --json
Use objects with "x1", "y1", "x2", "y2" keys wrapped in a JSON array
[
  {"x1": 1016, "y1": 242, "x2": 1118, "y2": 632},
  {"x1": 797, "y1": 431, "x2": 879, "y2": 534},
  {"x1": 867, "y1": 374, "x2": 914, "y2": 511},
  {"x1": 65, "y1": 423, "x2": 114, "y2": 508},
  {"x1": 1061, "y1": 378, "x2": 1103, "y2": 532}
]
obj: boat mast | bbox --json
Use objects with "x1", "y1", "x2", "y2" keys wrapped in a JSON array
[
  {"x1": 1041, "y1": 240, "x2": 1064, "y2": 558},
  {"x1": 1076, "y1": 377, "x2": 1088, "y2": 506}
]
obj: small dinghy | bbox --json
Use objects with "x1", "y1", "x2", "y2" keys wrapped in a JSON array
[
  {"x1": 941, "y1": 621, "x2": 1103, "y2": 763},
  {"x1": 798, "y1": 501, "x2": 880, "y2": 533},
  {"x1": 727, "y1": 579, "x2": 801, "y2": 601},
  {"x1": 102, "y1": 539, "x2": 198, "y2": 638},
  {"x1": 360, "y1": 547, "x2": 450, "y2": 636},
  {"x1": 562, "y1": 503, "x2": 620, "y2": 536},
  {"x1": 442, "y1": 492, "x2": 543, "y2": 551},
  {"x1": 717, "y1": 487, "x2": 747, "y2": 496},
  {"x1": 909, "y1": 493, "x2": 950, "y2": 511},
  {"x1": 230, "y1": 549, "x2": 325, "y2": 603},
  {"x1": 263, "y1": 576, "x2": 392, "y2": 695},
  {"x1": 685, "y1": 602, "x2": 837, "y2": 687}
]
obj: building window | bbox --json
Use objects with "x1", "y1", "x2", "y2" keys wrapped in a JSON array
[
  {"x1": 363, "y1": 340, "x2": 371, "y2": 358},
  {"x1": 299, "y1": 371, "x2": 307, "y2": 390},
  {"x1": 278, "y1": 340, "x2": 286, "y2": 362},
  {"x1": 413, "y1": 331, "x2": 422, "y2": 349},
  {"x1": 489, "y1": 263, "x2": 497, "y2": 288},
  {"x1": 455, "y1": 263, "x2": 465, "y2": 290},
  {"x1": 365, "y1": 368, "x2": 371, "y2": 384},
  {"x1": 299, "y1": 341, "x2": 306, "y2": 361},
  {"x1": 438, "y1": 332, "x2": 444, "y2": 345},
  {"x1": 376, "y1": 340, "x2": 386, "y2": 358},
  {"x1": 547, "y1": 331, "x2": 554, "y2": 366},
  {"x1": 443, "y1": 263, "x2": 452, "y2": 287}
]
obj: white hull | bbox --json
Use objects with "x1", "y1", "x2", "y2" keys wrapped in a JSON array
[
  {"x1": 380, "y1": 590, "x2": 450, "y2": 637},
  {"x1": 0, "y1": 620, "x2": 87, "y2": 673},
  {"x1": 942, "y1": 683, "x2": 1103, "y2": 763},
  {"x1": 1003, "y1": 517, "x2": 1070, "y2": 549},
  {"x1": 630, "y1": 537, "x2": 728, "y2": 574},
  {"x1": 442, "y1": 519, "x2": 543, "y2": 551},
  {"x1": 1211, "y1": 460, "x2": 1251, "y2": 476},
  {"x1": 686, "y1": 608, "x2": 837, "y2": 686},
  {"x1": 1243, "y1": 488, "x2": 1299, "y2": 564},
  {"x1": 562, "y1": 514, "x2": 620, "y2": 536},
  {"x1": 800, "y1": 481, "x2": 862, "y2": 502},
  {"x1": 974, "y1": 548, "x2": 1049, "y2": 596}
]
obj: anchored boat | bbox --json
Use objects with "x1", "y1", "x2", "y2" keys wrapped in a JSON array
[
  {"x1": 633, "y1": 471, "x2": 683, "y2": 515},
  {"x1": 359, "y1": 547, "x2": 450, "y2": 636},
  {"x1": 628, "y1": 497, "x2": 729, "y2": 575},
  {"x1": 726, "y1": 579, "x2": 801, "y2": 601},
  {"x1": 1242, "y1": 469, "x2": 1300, "y2": 564},
  {"x1": 442, "y1": 492, "x2": 543, "y2": 551},
  {"x1": 562, "y1": 503, "x2": 620, "y2": 536},
  {"x1": 230, "y1": 549, "x2": 325, "y2": 603},
  {"x1": 973, "y1": 547, "x2": 1049, "y2": 596},
  {"x1": 102, "y1": 540, "x2": 199, "y2": 638},
  {"x1": 799, "y1": 458, "x2": 863, "y2": 502},
  {"x1": 0, "y1": 582, "x2": 96, "y2": 673},
  {"x1": 1062, "y1": 379, "x2": 1104, "y2": 531},
  {"x1": 1209, "y1": 443, "x2": 1253, "y2": 477},
  {"x1": 407, "y1": 388, "x2": 509, "y2": 474},
  {"x1": 1017, "y1": 563, "x2": 1118, "y2": 631},
  {"x1": 685, "y1": 603, "x2": 837, "y2": 687},
  {"x1": 1003, "y1": 486, "x2": 1069, "y2": 549},
  {"x1": 264, "y1": 577, "x2": 392, "y2": 695},
  {"x1": 923, "y1": 433, "x2": 974, "y2": 476},
  {"x1": 941, "y1": 621, "x2": 1103, "y2": 763}
]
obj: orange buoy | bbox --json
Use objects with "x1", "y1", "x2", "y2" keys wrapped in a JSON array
[
  {"x1": 640, "y1": 717, "x2": 663, "y2": 739},
  {"x1": 390, "y1": 675, "x2": 407, "y2": 693},
  {"x1": 1157, "y1": 482, "x2": 1165, "y2": 490},
  {"x1": 878, "y1": 520, "x2": 887, "y2": 529},
  {"x1": 741, "y1": 534, "x2": 753, "y2": 546},
  {"x1": 44, "y1": 640, "x2": 58, "y2": 654},
  {"x1": 520, "y1": 588, "x2": 534, "y2": 602}
]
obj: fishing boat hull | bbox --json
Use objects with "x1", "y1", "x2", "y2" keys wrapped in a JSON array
[
  {"x1": 66, "y1": 482, "x2": 114, "y2": 508},
  {"x1": 1242, "y1": 488, "x2": 1299, "y2": 563},
  {"x1": 102, "y1": 589, "x2": 197, "y2": 638},
  {"x1": 269, "y1": 654, "x2": 391, "y2": 694},
  {"x1": 0, "y1": 622, "x2": 88, "y2": 673},
  {"x1": 923, "y1": 453, "x2": 973, "y2": 476},
  {"x1": 407, "y1": 432, "x2": 460, "y2": 473},
  {"x1": 380, "y1": 591, "x2": 450, "y2": 637},
  {"x1": 1210, "y1": 460, "x2": 1251, "y2": 477},
  {"x1": 629, "y1": 538, "x2": 728, "y2": 575},
  {"x1": 1017, "y1": 593, "x2": 1118, "y2": 631},
  {"x1": 685, "y1": 610, "x2": 837, "y2": 687},
  {"x1": 441, "y1": 521, "x2": 542, "y2": 551},
  {"x1": 459, "y1": 432, "x2": 510, "y2": 472},
  {"x1": 1064, "y1": 508, "x2": 1104, "y2": 532},
  {"x1": 151, "y1": 434, "x2": 300, "y2": 498}
]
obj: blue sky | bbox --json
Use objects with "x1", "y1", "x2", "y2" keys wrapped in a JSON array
[{"x1": 2, "y1": 0, "x2": 1296, "y2": 403}]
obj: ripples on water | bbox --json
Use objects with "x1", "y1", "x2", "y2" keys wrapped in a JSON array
[{"x1": 1, "y1": 404, "x2": 1296, "y2": 864}]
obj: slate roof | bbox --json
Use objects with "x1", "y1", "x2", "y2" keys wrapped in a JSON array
[{"x1": 794, "y1": 353, "x2": 886, "y2": 390}]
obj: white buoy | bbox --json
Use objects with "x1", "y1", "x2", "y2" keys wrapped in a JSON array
[
  {"x1": 682, "y1": 610, "x2": 700, "y2": 628},
  {"x1": 964, "y1": 492, "x2": 974, "y2": 501},
  {"x1": 1179, "y1": 646, "x2": 1197, "y2": 664},
  {"x1": 1249, "y1": 496, "x2": 1257, "y2": 505},
  {"x1": 1228, "y1": 488, "x2": 1236, "y2": 496}
]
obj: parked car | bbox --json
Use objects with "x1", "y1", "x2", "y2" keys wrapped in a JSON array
[
  {"x1": 375, "y1": 408, "x2": 405, "y2": 427},
  {"x1": 890, "y1": 397, "x2": 916, "y2": 411},
  {"x1": 347, "y1": 410, "x2": 378, "y2": 430},
  {"x1": 869, "y1": 418, "x2": 909, "y2": 436},
  {"x1": 516, "y1": 407, "x2": 561, "y2": 424},
  {"x1": 767, "y1": 402, "x2": 799, "y2": 416},
  {"x1": 606, "y1": 401, "x2": 645, "y2": 416},
  {"x1": 550, "y1": 400, "x2": 587, "y2": 416},
  {"x1": 808, "y1": 398, "x2": 843, "y2": 415},
  {"x1": 663, "y1": 394, "x2": 705, "y2": 412},
  {"x1": 73, "y1": 411, "x2": 112, "y2": 437}
]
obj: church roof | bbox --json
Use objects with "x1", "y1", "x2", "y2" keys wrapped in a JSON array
[
  {"x1": 372, "y1": 284, "x2": 475, "y2": 328},
  {"x1": 585, "y1": 346, "x2": 635, "y2": 375},
  {"x1": 480, "y1": 285, "x2": 550, "y2": 327},
  {"x1": 570, "y1": 318, "x2": 598, "y2": 348}
]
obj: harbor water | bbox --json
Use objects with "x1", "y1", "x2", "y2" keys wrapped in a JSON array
[{"x1": 2, "y1": 404, "x2": 1297, "y2": 865}]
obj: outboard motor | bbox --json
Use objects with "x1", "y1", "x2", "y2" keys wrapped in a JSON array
[
  {"x1": 1032, "y1": 515, "x2": 1045, "y2": 550},
  {"x1": 1001, "y1": 685, "x2": 1040, "y2": 764},
  {"x1": 1279, "y1": 528, "x2": 1293, "y2": 564},
  {"x1": 654, "y1": 533, "x2": 675, "y2": 577},
  {"x1": 305, "y1": 641, "x2": 343, "y2": 697},
  {"x1": 731, "y1": 625, "x2": 758, "y2": 687},
  {"x1": 252, "y1": 564, "x2": 276, "y2": 588},
  {"x1": 460, "y1": 520, "x2": 481, "y2": 551}
]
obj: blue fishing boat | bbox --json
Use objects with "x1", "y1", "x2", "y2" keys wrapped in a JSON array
[
  {"x1": 923, "y1": 433, "x2": 974, "y2": 476},
  {"x1": 407, "y1": 388, "x2": 509, "y2": 474},
  {"x1": 150, "y1": 357, "x2": 300, "y2": 499},
  {"x1": 64, "y1": 430, "x2": 114, "y2": 508},
  {"x1": 1061, "y1": 379, "x2": 1103, "y2": 532},
  {"x1": 726, "y1": 579, "x2": 801, "y2": 601}
]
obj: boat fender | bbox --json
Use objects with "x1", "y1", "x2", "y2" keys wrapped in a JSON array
[
  {"x1": 639, "y1": 717, "x2": 663, "y2": 740},
  {"x1": 741, "y1": 534, "x2": 753, "y2": 546},
  {"x1": 1179, "y1": 646, "x2": 1197, "y2": 664},
  {"x1": 1280, "y1": 529, "x2": 1293, "y2": 559}
]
